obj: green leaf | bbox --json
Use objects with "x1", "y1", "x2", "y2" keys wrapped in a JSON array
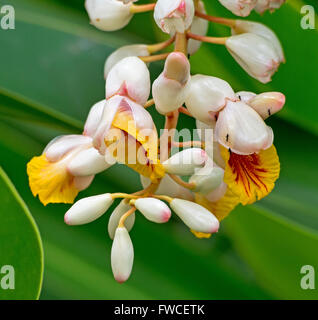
[{"x1": 0, "y1": 167, "x2": 43, "y2": 300}]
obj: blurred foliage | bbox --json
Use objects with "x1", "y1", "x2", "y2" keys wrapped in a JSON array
[{"x1": 0, "y1": 0, "x2": 317, "y2": 299}]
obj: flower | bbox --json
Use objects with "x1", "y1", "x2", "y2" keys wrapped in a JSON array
[
  {"x1": 217, "y1": 0, "x2": 257, "y2": 17},
  {"x1": 152, "y1": 52, "x2": 190, "y2": 114},
  {"x1": 85, "y1": 0, "x2": 134, "y2": 31},
  {"x1": 255, "y1": 0, "x2": 286, "y2": 14},
  {"x1": 154, "y1": 0, "x2": 194, "y2": 34},
  {"x1": 225, "y1": 33, "x2": 281, "y2": 83}
]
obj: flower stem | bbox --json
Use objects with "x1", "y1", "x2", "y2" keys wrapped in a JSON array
[
  {"x1": 139, "y1": 53, "x2": 170, "y2": 63},
  {"x1": 172, "y1": 141, "x2": 205, "y2": 149},
  {"x1": 111, "y1": 193, "x2": 139, "y2": 200},
  {"x1": 118, "y1": 207, "x2": 136, "y2": 228},
  {"x1": 168, "y1": 174, "x2": 196, "y2": 190},
  {"x1": 195, "y1": 11, "x2": 236, "y2": 28},
  {"x1": 178, "y1": 106, "x2": 193, "y2": 117},
  {"x1": 130, "y1": 3, "x2": 156, "y2": 14},
  {"x1": 153, "y1": 195, "x2": 173, "y2": 204},
  {"x1": 147, "y1": 36, "x2": 176, "y2": 54},
  {"x1": 174, "y1": 32, "x2": 188, "y2": 55},
  {"x1": 187, "y1": 32, "x2": 228, "y2": 45},
  {"x1": 144, "y1": 99, "x2": 154, "y2": 108}
]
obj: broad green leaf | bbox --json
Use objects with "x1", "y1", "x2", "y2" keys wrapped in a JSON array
[{"x1": 0, "y1": 167, "x2": 43, "y2": 300}]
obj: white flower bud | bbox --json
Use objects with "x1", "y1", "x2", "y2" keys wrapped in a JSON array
[
  {"x1": 247, "y1": 92, "x2": 285, "y2": 119},
  {"x1": 170, "y1": 199, "x2": 219, "y2": 233},
  {"x1": 74, "y1": 175, "x2": 95, "y2": 191},
  {"x1": 140, "y1": 175, "x2": 194, "y2": 200},
  {"x1": 64, "y1": 193, "x2": 114, "y2": 225},
  {"x1": 106, "y1": 56, "x2": 150, "y2": 105},
  {"x1": 83, "y1": 100, "x2": 106, "y2": 137},
  {"x1": 104, "y1": 44, "x2": 149, "y2": 78},
  {"x1": 85, "y1": 0, "x2": 133, "y2": 31},
  {"x1": 232, "y1": 20, "x2": 285, "y2": 63},
  {"x1": 215, "y1": 100, "x2": 274, "y2": 155},
  {"x1": 189, "y1": 164, "x2": 224, "y2": 195},
  {"x1": 154, "y1": 0, "x2": 194, "y2": 34},
  {"x1": 185, "y1": 75, "x2": 236, "y2": 125},
  {"x1": 225, "y1": 33, "x2": 281, "y2": 83},
  {"x1": 108, "y1": 200, "x2": 135, "y2": 239},
  {"x1": 67, "y1": 147, "x2": 112, "y2": 176},
  {"x1": 255, "y1": 0, "x2": 285, "y2": 14},
  {"x1": 217, "y1": 0, "x2": 257, "y2": 17},
  {"x1": 153, "y1": 52, "x2": 190, "y2": 114},
  {"x1": 111, "y1": 227, "x2": 134, "y2": 283},
  {"x1": 162, "y1": 148, "x2": 208, "y2": 175},
  {"x1": 205, "y1": 181, "x2": 227, "y2": 202},
  {"x1": 134, "y1": 198, "x2": 171, "y2": 223},
  {"x1": 188, "y1": 1, "x2": 208, "y2": 55},
  {"x1": 236, "y1": 91, "x2": 256, "y2": 104}
]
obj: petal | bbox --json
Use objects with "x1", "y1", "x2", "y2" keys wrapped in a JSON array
[{"x1": 83, "y1": 100, "x2": 106, "y2": 137}]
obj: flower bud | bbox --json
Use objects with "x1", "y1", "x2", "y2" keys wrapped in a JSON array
[
  {"x1": 106, "y1": 56, "x2": 150, "y2": 105},
  {"x1": 104, "y1": 44, "x2": 149, "y2": 78},
  {"x1": 188, "y1": 1, "x2": 208, "y2": 55},
  {"x1": 85, "y1": 0, "x2": 134, "y2": 31},
  {"x1": 83, "y1": 100, "x2": 106, "y2": 137},
  {"x1": 247, "y1": 92, "x2": 286, "y2": 119},
  {"x1": 108, "y1": 200, "x2": 135, "y2": 239},
  {"x1": 111, "y1": 227, "x2": 134, "y2": 283},
  {"x1": 162, "y1": 148, "x2": 208, "y2": 175},
  {"x1": 215, "y1": 100, "x2": 274, "y2": 155},
  {"x1": 154, "y1": 0, "x2": 194, "y2": 34},
  {"x1": 189, "y1": 164, "x2": 224, "y2": 195},
  {"x1": 170, "y1": 199, "x2": 219, "y2": 233},
  {"x1": 134, "y1": 198, "x2": 171, "y2": 223},
  {"x1": 231, "y1": 20, "x2": 285, "y2": 63},
  {"x1": 255, "y1": 0, "x2": 285, "y2": 14},
  {"x1": 185, "y1": 75, "x2": 236, "y2": 125},
  {"x1": 205, "y1": 181, "x2": 227, "y2": 202},
  {"x1": 225, "y1": 33, "x2": 281, "y2": 83},
  {"x1": 64, "y1": 193, "x2": 114, "y2": 225},
  {"x1": 236, "y1": 91, "x2": 256, "y2": 104},
  {"x1": 217, "y1": 0, "x2": 257, "y2": 17},
  {"x1": 152, "y1": 52, "x2": 190, "y2": 114}
]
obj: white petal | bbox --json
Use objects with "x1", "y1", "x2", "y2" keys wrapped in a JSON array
[
  {"x1": 108, "y1": 200, "x2": 135, "y2": 239},
  {"x1": 232, "y1": 20, "x2": 285, "y2": 62},
  {"x1": 162, "y1": 148, "x2": 208, "y2": 175},
  {"x1": 236, "y1": 91, "x2": 256, "y2": 104},
  {"x1": 153, "y1": 52, "x2": 190, "y2": 114},
  {"x1": 218, "y1": 0, "x2": 257, "y2": 17},
  {"x1": 85, "y1": 0, "x2": 133, "y2": 31},
  {"x1": 74, "y1": 175, "x2": 95, "y2": 191},
  {"x1": 106, "y1": 56, "x2": 150, "y2": 105},
  {"x1": 154, "y1": 0, "x2": 194, "y2": 34},
  {"x1": 64, "y1": 193, "x2": 114, "y2": 225},
  {"x1": 170, "y1": 198, "x2": 219, "y2": 233},
  {"x1": 185, "y1": 75, "x2": 236, "y2": 125},
  {"x1": 205, "y1": 181, "x2": 227, "y2": 202},
  {"x1": 135, "y1": 198, "x2": 171, "y2": 223},
  {"x1": 83, "y1": 100, "x2": 106, "y2": 137},
  {"x1": 104, "y1": 44, "x2": 149, "y2": 78},
  {"x1": 111, "y1": 227, "x2": 134, "y2": 283},
  {"x1": 215, "y1": 100, "x2": 274, "y2": 155},
  {"x1": 225, "y1": 33, "x2": 281, "y2": 83},
  {"x1": 44, "y1": 135, "x2": 92, "y2": 162}
]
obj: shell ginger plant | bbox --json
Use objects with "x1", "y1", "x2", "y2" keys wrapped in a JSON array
[{"x1": 27, "y1": 0, "x2": 286, "y2": 283}]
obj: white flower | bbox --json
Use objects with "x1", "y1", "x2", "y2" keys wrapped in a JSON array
[
  {"x1": 106, "y1": 56, "x2": 150, "y2": 105},
  {"x1": 108, "y1": 200, "x2": 135, "y2": 239},
  {"x1": 154, "y1": 0, "x2": 194, "y2": 34},
  {"x1": 152, "y1": 52, "x2": 190, "y2": 115},
  {"x1": 255, "y1": 0, "x2": 285, "y2": 14},
  {"x1": 215, "y1": 100, "x2": 274, "y2": 155},
  {"x1": 162, "y1": 148, "x2": 208, "y2": 175},
  {"x1": 217, "y1": 0, "x2": 257, "y2": 17},
  {"x1": 188, "y1": 1, "x2": 209, "y2": 55},
  {"x1": 104, "y1": 44, "x2": 149, "y2": 78},
  {"x1": 83, "y1": 100, "x2": 106, "y2": 137},
  {"x1": 134, "y1": 198, "x2": 171, "y2": 223},
  {"x1": 170, "y1": 199, "x2": 219, "y2": 233},
  {"x1": 185, "y1": 75, "x2": 236, "y2": 125},
  {"x1": 204, "y1": 182, "x2": 227, "y2": 202},
  {"x1": 85, "y1": 0, "x2": 134, "y2": 31},
  {"x1": 225, "y1": 33, "x2": 281, "y2": 83},
  {"x1": 64, "y1": 193, "x2": 114, "y2": 225},
  {"x1": 231, "y1": 20, "x2": 285, "y2": 63},
  {"x1": 111, "y1": 227, "x2": 134, "y2": 283}
]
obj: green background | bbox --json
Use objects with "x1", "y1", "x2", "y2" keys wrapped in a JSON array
[{"x1": 0, "y1": 0, "x2": 317, "y2": 299}]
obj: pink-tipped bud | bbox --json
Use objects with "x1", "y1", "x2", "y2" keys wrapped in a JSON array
[
  {"x1": 152, "y1": 52, "x2": 190, "y2": 115},
  {"x1": 64, "y1": 193, "x2": 114, "y2": 225},
  {"x1": 218, "y1": 0, "x2": 257, "y2": 17},
  {"x1": 134, "y1": 198, "x2": 171, "y2": 223},
  {"x1": 170, "y1": 199, "x2": 219, "y2": 234},
  {"x1": 111, "y1": 227, "x2": 134, "y2": 283},
  {"x1": 248, "y1": 92, "x2": 285, "y2": 119},
  {"x1": 162, "y1": 148, "x2": 208, "y2": 175}
]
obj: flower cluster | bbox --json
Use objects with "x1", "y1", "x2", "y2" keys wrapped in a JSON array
[{"x1": 27, "y1": 0, "x2": 286, "y2": 283}]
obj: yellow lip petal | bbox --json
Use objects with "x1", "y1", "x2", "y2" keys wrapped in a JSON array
[
  {"x1": 221, "y1": 144, "x2": 280, "y2": 205},
  {"x1": 27, "y1": 154, "x2": 79, "y2": 206}
]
